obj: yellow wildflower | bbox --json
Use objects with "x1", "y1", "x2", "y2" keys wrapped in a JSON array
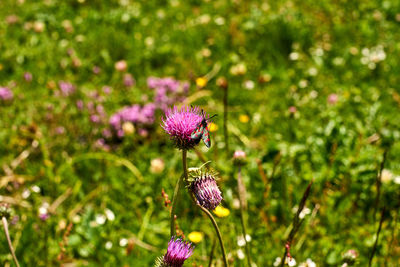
[
  {"x1": 239, "y1": 114, "x2": 250, "y2": 123},
  {"x1": 188, "y1": 231, "x2": 204, "y2": 244},
  {"x1": 213, "y1": 206, "x2": 230, "y2": 218},
  {"x1": 196, "y1": 77, "x2": 207, "y2": 88},
  {"x1": 208, "y1": 122, "x2": 218, "y2": 132}
]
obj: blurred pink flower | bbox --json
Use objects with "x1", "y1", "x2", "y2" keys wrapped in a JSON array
[
  {"x1": 115, "y1": 60, "x2": 127, "y2": 72},
  {"x1": 24, "y1": 72, "x2": 33, "y2": 82},
  {"x1": 327, "y1": 93, "x2": 338, "y2": 105},
  {"x1": 123, "y1": 73, "x2": 136, "y2": 87},
  {"x1": 92, "y1": 66, "x2": 101, "y2": 74},
  {"x1": 289, "y1": 106, "x2": 297, "y2": 114},
  {"x1": 0, "y1": 87, "x2": 13, "y2": 101}
]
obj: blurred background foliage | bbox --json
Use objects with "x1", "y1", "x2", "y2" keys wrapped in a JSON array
[{"x1": 0, "y1": 0, "x2": 400, "y2": 266}]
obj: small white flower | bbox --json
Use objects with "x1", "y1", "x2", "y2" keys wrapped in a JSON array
[
  {"x1": 95, "y1": 214, "x2": 106, "y2": 225},
  {"x1": 298, "y1": 80, "x2": 308, "y2": 88},
  {"x1": 119, "y1": 238, "x2": 128, "y2": 247},
  {"x1": 299, "y1": 258, "x2": 316, "y2": 267},
  {"x1": 394, "y1": 176, "x2": 400, "y2": 185},
  {"x1": 245, "y1": 234, "x2": 252, "y2": 242},
  {"x1": 308, "y1": 68, "x2": 318, "y2": 76},
  {"x1": 39, "y1": 206, "x2": 48, "y2": 215},
  {"x1": 287, "y1": 257, "x2": 297, "y2": 266},
  {"x1": 289, "y1": 52, "x2": 299, "y2": 61},
  {"x1": 237, "y1": 236, "x2": 246, "y2": 247},
  {"x1": 273, "y1": 257, "x2": 282, "y2": 266},
  {"x1": 310, "y1": 90, "x2": 318, "y2": 99},
  {"x1": 243, "y1": 80, "x2": 255, "y2": 90},
  {"x1": 299, "y1": 207, "x2": 311, "y2": 219},
  {"x1": 381, "y1": 169, "x2": 393, "y2": 183},
  {"x1": 73, "y1": 215, "x2": 81, "y2": 223},
  {"x1": 31, "y1": 185, "x2": 41, "y2": 193},
  {"x1": 332, "y1": 57, "x2": 344, "y2": 66},
  {"x1": 237, "y1": 249, "x2": 245, "y2": 259},
  {"x1": 105, "y1": 209, "x2": 115, "y2": 221},
  {"x1": 22, "y1": 189, "x2": 31, "y2": 199},
  {"x1": 214, "y1": 17, "x2": 225, "y2": 25},
  {"x1": 105, "y1": 241, "x2": 113, "y2": 250},
  {"x1": 315, "y1": 48, "x2": 324, "y2": 57}
]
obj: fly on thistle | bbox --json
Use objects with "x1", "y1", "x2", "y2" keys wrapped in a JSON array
[{"x1": 190, "y1": 109, "x2": 217, "y2": 148}]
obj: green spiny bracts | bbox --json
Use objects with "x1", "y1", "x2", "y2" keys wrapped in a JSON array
[
  {"x1": 186, "y1": 161, "x2": 218, "y2": 184},
  {"x1": 154, "y1": 256, "x2": 168, "y2": 267}
]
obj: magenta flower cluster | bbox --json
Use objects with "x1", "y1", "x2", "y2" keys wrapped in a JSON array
[
  {"x1": 57, "y1": 81, "x2": 76, "y2": 96},
  {"x1": 103, "y1": 77, "x2": 190, "y2": 141},
  {"x1": 109, "y1": 103, "x2": 156, "y2": 138},
  {"x1": 161, "y1": 105, "x2": 204, "y2": 150},
  {"x1": 148, "y1": 77, "x2": 189, "y2": 112},
  {"x1": 162, "y1": 237, "x2": 194, "y2": 267},
  {"x1": 0, "y1": 87, "x2": 13, "y2": 101}
]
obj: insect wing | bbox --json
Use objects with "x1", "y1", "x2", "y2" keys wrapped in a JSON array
[
  {"x1": 191, "y1": 124, "x2": 204, "y2": 142},
  {"x1": 202, "y1": 126, "x2": 211, "y2": 148}
]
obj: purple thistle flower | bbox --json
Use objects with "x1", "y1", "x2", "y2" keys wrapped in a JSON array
[
  {"x1": 58, "y1": 81, "x2": 76, "y2": 96},
  {"x1": 102, "y1": 86, "x2": 112, "y2": 95},
  {"x1": 162, "y1": 237, "x2": 194, "y2": 267},
  {"x1": 90, "y1": 114, "x2": 101, "y2": 123},
  {"x1": 0, "y1": 87, "x2": 13, "y2": 101},
  {"x1": 161, "y1": 106, "x2": 204, "y2": 150},
  {"x1": 76, "y1": 100, "x2": 84, "y2": 110},
  {"x1": 92, "y1": 66, "x2": 101, "y2": 75},
  {"x1": 39, "y1": 213, "x2": 50, "y2": 221},
  {"x1": 123, "y1": 73, "x2": 136, "y2": 87},
  {"x1": 190, "y1": 175, "x2": 222, "y2": 210}
]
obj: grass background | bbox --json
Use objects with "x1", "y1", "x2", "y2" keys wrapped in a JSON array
[{"x1": 0, "y1": 0, "x2": 400, "y2": 266}]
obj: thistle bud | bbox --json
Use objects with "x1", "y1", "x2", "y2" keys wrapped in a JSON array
[
  {"x1": 187, "y1": 165, "x2": 222, "y2": 210},
  {"x1": 233, "y1": 150, "x2": 247, "y2": 166}
]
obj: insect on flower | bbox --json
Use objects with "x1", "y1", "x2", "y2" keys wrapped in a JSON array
[{"x1": 190, "y1": 109, "x2": 217, "y2": 148}]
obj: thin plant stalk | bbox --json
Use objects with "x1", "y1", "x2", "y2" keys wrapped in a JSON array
[
  {"x1": 208, "y1": 237, "x2": 217, "y2": 267},
  {"x1": 237, "y1": 166, "x2": 252, "y2": 266},
  {"x1": 2, "y1": 217, "x2": 20, "y2": 267},
  {"x1": 170, "y1": 150, "x2": 186, "y2": 236},
  {"x1": 374, "y1": 149, "x2": 388, "y2": 220},
  {"x1": 182, "y1": 153, "x2": 228, "y2": 267},
  {"x1": 223, "y1": 85, "x2": 229, "y2": 155},
  {"x1": 280, "y1": 180, "x2": 313, "y2": 267},
  {"x1": 197, "y1": 204, "x2": 229, "y2": 267},
  {"x1": 369, "y1": 206, "x2": 386, "y2": 267}
]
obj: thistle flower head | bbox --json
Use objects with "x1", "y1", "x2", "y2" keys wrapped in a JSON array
[
  {"x1": 161, "y1": 106, "x2": 204, "y2": 150},
  {"x1": 187, "y1": 164, "x2": 222, "y2": 210},
  {"x1": 155, "y1": 237, "x2": 194, "y2": 267}
]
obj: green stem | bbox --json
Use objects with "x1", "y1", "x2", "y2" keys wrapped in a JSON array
[
  {"x1": 170, "y1": 150, "x2": 187, "y2": 236},
  {"x1": 238, "y1": 167, "x2": 252, "y2": 267},
  {"x1": 208, "y1": 237, "x2": 217, "y2": 267},
  {"x1": 2, "y1": 217, "x2": 20, "y2": 267},
  {"x1": 181, "y1": 152, "x2": 228, "y2": 267},
  {"x1": 223, "y1": 86, "x2": 229, "y2": 155},
  {"x1": 197, "y1": 205, "x2": 229, "y2": 267},
  {"x1": 369, "y1": 206, "x2": 386, "y2": 267}
]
